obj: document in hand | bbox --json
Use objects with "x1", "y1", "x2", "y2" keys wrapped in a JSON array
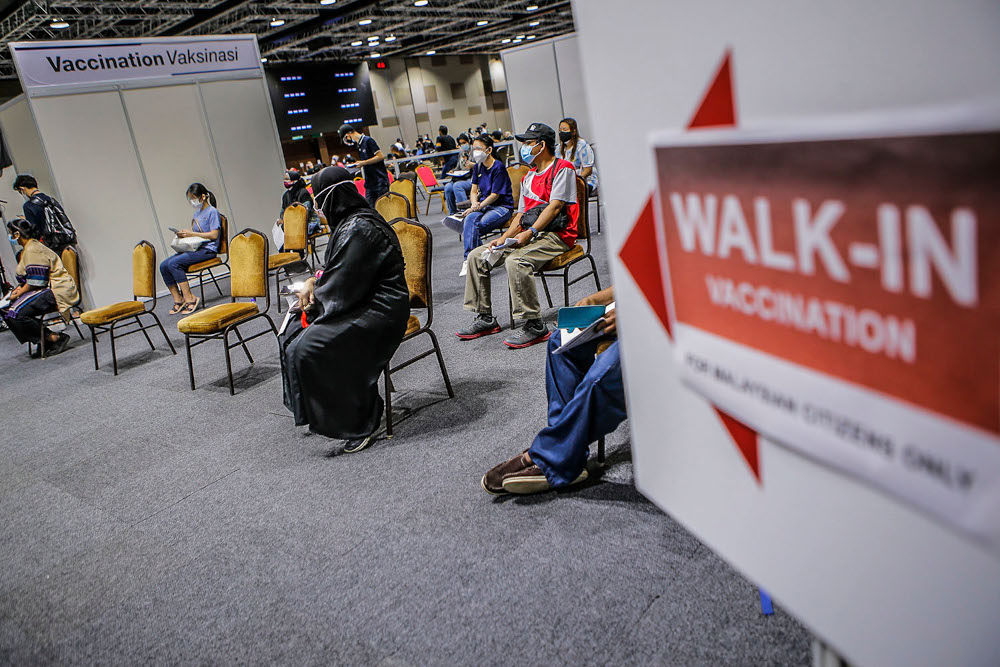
[
  {"x1": 554, "y1": 302, "x2": 616, "y2": 354},
  {"x1": 442, "y1": 214, "x2": 465, "y2": 234},
  {"x1": 480, "y1": 237, "x2": 518, "y2": 267}
]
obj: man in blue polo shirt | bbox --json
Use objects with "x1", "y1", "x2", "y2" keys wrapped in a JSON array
[{"x1": 339, "y1": 124, "x2": 390, "y2": 206}]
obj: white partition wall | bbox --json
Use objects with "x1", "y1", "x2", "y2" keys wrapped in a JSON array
[
  {"x1": 7, "y1": 35, "x2": 284, "y2": 308},
  {"x1": 501, "y1": 34, "x2": 593, "y2": 139},
  {"x1": 571, "y1": 0, "x2": 1000, "y2": 665}
]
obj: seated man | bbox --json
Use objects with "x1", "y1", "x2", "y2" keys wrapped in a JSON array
[
  {"x1": 482, "y1": 287, "x2": 625, "y2": 494},
  {"x1": 456, "y1": 122, "x2": 580, "y2": 349},
  {"x1": 1, "y1": 218, "x2": 79, "y2": 356}
]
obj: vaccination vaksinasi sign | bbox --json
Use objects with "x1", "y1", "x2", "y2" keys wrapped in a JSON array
[
  {"x1": 652, "y1": 108, "x2": 1000, "y2": 551},
  {"x1": 10, "y1": 36, "x2": 261, "y2": 91}
]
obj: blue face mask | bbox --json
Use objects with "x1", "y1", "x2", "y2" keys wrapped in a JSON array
[
  {"x1": 9, "y1": 235, "x2": 20, "y2": 255},
  {"x1": 520, "y1": 143, "x2": 538, "y2": 165}
]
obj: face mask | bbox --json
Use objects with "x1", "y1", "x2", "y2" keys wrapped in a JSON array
[
  {"x1": 343, "y1": 137, "x2": 355, "y2": 146},
  {"x1": 189, "y1": 198, "x2": 202, "y2": 208},
  {"x1": 520, "y1": 143, "x2": 539, "y2": 165},
  {"x1": 283, "y1": 180, "x2": 295, "y2": 189},
  {"x1": 459, "y1": 143, "x2": 469, "y2": 153},
  {"x1": 471, "y1": 149, "x2": 488, "y2": 164},
  {"x1": 559, "y1": 131, "x2": 573, "y2": 143}
]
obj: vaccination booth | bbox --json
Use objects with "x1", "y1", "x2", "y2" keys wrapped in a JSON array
[
  {"x1": 565, "y1": 0, "x2": 1000, "y2": 665},
  {"x1": 1, "y1": 35, "x2": 286, "y2": 307}
]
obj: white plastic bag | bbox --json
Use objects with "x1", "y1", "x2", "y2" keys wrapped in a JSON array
[{"x1": 170, "y1": 235, "x2": 207, "y2": 254}]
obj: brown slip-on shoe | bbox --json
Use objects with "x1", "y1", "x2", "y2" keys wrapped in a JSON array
[
  {"x1": 481, "y1": 451, "x2": 533, "y2": 495},
  {"x1": 502, "y1": 467, "x2": 588, "y2": 495}
]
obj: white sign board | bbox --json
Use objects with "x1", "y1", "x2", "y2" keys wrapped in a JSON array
[{"x1": 10, "y1": 35, "x2": 262, "y2": 93}]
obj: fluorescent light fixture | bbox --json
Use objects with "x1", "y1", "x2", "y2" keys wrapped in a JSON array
[
  {"x1": 527, "y1": 4, "x2": 539, "y2": 10},
  {"x1": 370, "y1": 52, "x2": 381, "y2": 58},
  {"x1": 320, "y1": 0, "x2": 337, "y2": 4},
  {"x1": 516, "y1": 34, "x2": 525, "y2": 38},
  {"x1": 49, "y1": 20, "x2": 69, "y2": 29},
  {"x1": 527, "y1": 35, "x2": 536, "y2": 39},
  {"x1": 414, "y1": 0, "x2": 429, "y2": 5},
  {"x1": 529, "y1": 21, "x2": 540, "y2": 26},
  {"x1": 385, "y1": 35, "x2": 397, "y2": 41},
  {"x1": 260, "y1": 57, "x2": 268, "y2": 63},
  {"x1": 501, "y1": 38, "x2": 511, "y2": 44},
  {"x1": 270, "y1": 18, "x2": 285, "y2": 27},
  {"x1": 426, "y1": 50, "x2": 436, "y2": 55},
  {"x1": 512, "y1": 39, "x2": 522, "y2": 43},
  {"x1": 359, "y1": 18, "x2": 373, "y2": 25},
  {"x1": 368, "y1": 35, "x2": 379, "y2": 40},
  {"x1": 351, "y1": 40, "x2": 363, "y2": 46},
  {"x1": 477, "y1": 20, "x2": 489, "y2": 26}
]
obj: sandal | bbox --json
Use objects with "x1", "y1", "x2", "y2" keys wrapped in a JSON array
[
  {"x1": 180, "y1": 298, "x2": 200, "y2": 315},
  {"x1": 169, "y1": 301, "x2": 185, "y2": 315}
]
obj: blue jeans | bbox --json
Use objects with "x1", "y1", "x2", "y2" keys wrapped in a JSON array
[
  {"x1": 444, "y1": 179, "x2": 473, "y2": 214},
  {"x1": 159, "y1": 248, "x2": 217, "y2": 287},
  {"x1": 528, "y1": 330, "x2": 627, "y2": 487},
  {"x1": 462, "y1": 205, "x2": 512, "y2": 258}
]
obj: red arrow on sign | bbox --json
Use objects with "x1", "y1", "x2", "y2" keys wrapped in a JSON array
[{"x1": 618, "y1": 49, "x2": 761, "y2": 482}]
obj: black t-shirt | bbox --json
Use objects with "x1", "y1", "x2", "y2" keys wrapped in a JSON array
[
  {"x1": 358, "y1": 135, "x2": 390, "y2": 194},
  {"x1": 436, "y1": 134, "x2": 456, "y2": 152},
  {"x1": 22, "y1": 192, "x2": 56, "y2": 238}
]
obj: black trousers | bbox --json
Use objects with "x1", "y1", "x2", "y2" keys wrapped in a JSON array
[
  {"x1": 2, "y1": 289, "x2": 57, "y2": 344},
  {"x1": 365, "y1": 182, "x2": 389, "y2": 207}
]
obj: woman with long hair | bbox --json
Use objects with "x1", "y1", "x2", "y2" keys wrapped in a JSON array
[
  {"x1": 160, "y1": 183, "x2": 221, "y2": 314},
  {"x1": 555, "y1": 117, "x2": 599, "y2": 195}
]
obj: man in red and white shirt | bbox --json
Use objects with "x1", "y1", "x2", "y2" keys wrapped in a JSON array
[{"x1": 456, "y1": 122, "x2": 579, "y2": 348}]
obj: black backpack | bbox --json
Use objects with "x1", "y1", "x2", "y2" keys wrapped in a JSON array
[{"x1": 29, "y1": 194, "x2": 77, "y2": 249}]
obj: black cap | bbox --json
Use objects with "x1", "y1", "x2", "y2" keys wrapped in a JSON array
[
  {"x1": 338, "y1": 123, "x2": 356, "y2": 139},
  {"x1": 515, "y1": 122, "x2": 555, "y2": 144}
]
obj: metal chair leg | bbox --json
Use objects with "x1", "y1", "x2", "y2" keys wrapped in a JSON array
[
  {"x1": 232, "y1": 326, "x2": 254, "y2": 364},
  {"x1": 71, "y1": 313, "x2": 85, "y2": 340},
  {"x1": 199, "y1": 273, "x2": 206, "y2": 305},
  {"x1": 563, "y1": 267, "x2": 571, "y2": 306},
  {"x1": 185, "y1": 334, "x2": 196, "y2": 390},
  {"x1": 539, "y1": 273, "x2": 554, "y2": 308},
  {"x1": 426, "y1": 329, "x2": 455, "y2": 398},
  {"x1": 137, "y1": 315, "x2": 156, "y2": 351},
  {"x1": 209, "y1": 269, "x2": 223, "y2": 297},
  {"x1": 590, "y1": 255, "x2": 602, "y2": 291},
  {"x1": 383, "y1": 366, "x2": 393, "y2": 438},
  {"x1": 223, "y1": 329, "x2": 235, "y2": 395},
  {"x1": 89, "y1": 325, "x2": 99, "y2": 370},
  {"x1": 274, "y1": 270, "x2": 283, "y2": 313},
  {"x1": 109, "y1": 322, "x2": 119, "y2": 375},
  {"x1": 148, "y1": 312, "x2": 177, "y2": 355}
]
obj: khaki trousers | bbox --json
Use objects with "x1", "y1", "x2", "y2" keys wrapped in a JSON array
[{"x1": 464, "y1": 232, "x2": 570, "y2": 322}]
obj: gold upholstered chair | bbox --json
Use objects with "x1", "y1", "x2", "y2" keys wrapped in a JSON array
[
  {"x1": 383, "y1": 217, "x2": 455, "y2": 437},
  {"x1": 58, "y1": 246, "x2": 85, "y2": 339},
  {"x1": 507, "y1": 164, "x2": 530, "y2": 207},
  {"x1": 375, "y1": 192, "x2": 411, "y2": 221},
  {"x1": 184, "y1": 213, "x2": 230, "y2": 304},
  {"x1": 269, "y1": 204, "x2": 309, "y2": 313},
  {"x1": 177, "y1": 228, "x2": 279, "y2": 395},
  {"x1": 389, "y1": 178, "x2": 418, "y2": 220},
  {"x1": 507, "y1": 175, "x2": 601, "y2": 327},
  {"x1": 79, "y1": 240, "x2": 176, "y2": 375}
]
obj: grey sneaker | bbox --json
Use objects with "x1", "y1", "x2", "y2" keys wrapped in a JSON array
[
  {"x1": 503, "y1": 319, "x2": 551, "y2": 349},
  {"x1": 456, "y1": 314, "x2": 501, "y2": 340}
]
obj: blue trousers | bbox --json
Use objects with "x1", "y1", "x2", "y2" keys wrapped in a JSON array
[
  {"x1": 462, "y1": 205, "x2": 512, "y2": 258},
  {"x1": 444, "y1": 179, "x2": 473, "y2": 214},
  {"x1": 528, "y1": 330, "x2": 627, "y2": 487},
  {"x1": 159, "y1": 248, "x2": 217, "y2": 287}
]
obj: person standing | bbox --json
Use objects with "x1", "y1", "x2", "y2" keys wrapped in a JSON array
[
  {"x1": 2, "y1": 218, "x2": 78, "y2": 356},
  {"x1": 339, "y1": 124, "x2": 390, "y2": 206},
  {"x1": 12, "y1": 174, "x2": 77, "y2": 256},
  {"x1": 456, "y1": 122, "x2": 579, "y2": 349}
]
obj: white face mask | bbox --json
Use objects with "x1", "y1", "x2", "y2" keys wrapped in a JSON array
[
  {"x1": 189, "y1": 198, "x2": 202, "y2": 208},
  {"x1": 471, "y1": 149, "x2": 488, "y2": 164}
]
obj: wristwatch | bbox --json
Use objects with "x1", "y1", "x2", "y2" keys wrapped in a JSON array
[{"x1": 528, "y1": 227, "x2": 539, "y2": 239}]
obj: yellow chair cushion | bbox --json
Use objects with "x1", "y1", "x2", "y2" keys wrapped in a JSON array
[
  {"x1": 405, "y1": 314, "x2": 421, "y2": 336},
  {"x1": 596, "y1": 340, "x2": 613, "y2": 356},
  {"x1": 80, "y1": 301, "x2": 145, "y2": 325},
  {"x1": 187, "y1": 257, "x2": 223, "y2": 273},
  {"x1": 541, "y1": 244, "x2": 585, "y2": 271},
  {"x1": 177, "y1": 302, "x2": 258, "y2": 334},
  {"x1": 269, "y1": 252, "x2": 302, "y2": 269}
]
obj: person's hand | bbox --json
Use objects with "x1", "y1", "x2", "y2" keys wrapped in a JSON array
[
  {"x1": 8, "y1": 284, "x2": 26, "y2": 300},
  {"x1": 575, "y1": 293, "x2": 598, "y2": 307},
  {"x1": 296, "y1": 277, "x2": 316, "y2": 310},
  {"x1": 487, "y1": 237, "x2": 504, "y2": 250},
  {"x1": 512, "y1": 229, "x2": 533, "y2": 248},
  {"x1": 469, "y1": 202, "x2": 481, "y2": 212},
  {"x1": 175, "y1": 229, "x2": 193, "y2": 238},
  {"x1": 598, "y1": 308, "x2": 617, "y2": 335}
]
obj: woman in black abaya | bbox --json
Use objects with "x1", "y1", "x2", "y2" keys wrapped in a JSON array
[{"x1": 280, "y1": 166, "x2": 410, "y2": 452}]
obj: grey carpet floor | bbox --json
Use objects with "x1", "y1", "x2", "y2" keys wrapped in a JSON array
[{"x1": 0, "y1": 203, "x2": 811, "y2": 665}]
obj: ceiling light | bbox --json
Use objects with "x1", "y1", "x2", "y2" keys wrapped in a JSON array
[
  {"x1": 260, "y1": 57, "x2": 268, "y2": 63},
  {"x1": 527, "y1": 4, "x2": 539, "y2": 10},
  {"x1": 512, "y1": 39, "x2": 522, "y2": 43},
  {"x1": 351, "y1": 40, "x2": 363, "y2": 46},
  {"x1": 49, "y1": 20, "x2": 69, "y2": 29},
  {"x1": 367, "y1": 35, "x2": 379, "y2": 40},
  {"x1": 370, "y1": 53, "x2": 381, "y2": 58},
  {"x1": 501, "y1": 38, "x2": 511, "y2": 44},
  {"x1": 516, "y1": 34, "x2": 525, "y2": 39},
  {"x1": 477, "y1": 20, "x2": 489, "y2": 26},
  {"x1": 320, "y1": 0, "x2": 337, "y2": 4},
  {"x1": 426, "y1": 50, "x2": 437, "y2": 55},
  {"x1": 270, "y1": 19, "x2": 285, "y2": 27},
  {"x1": 529, "y1": 21, "x2": 540, "y2": 26},
  {"x1": 527, "y1": 35, "x2": 536, "y2": 39},
  {"x1": 385, "y1": 35, "x2": 397, "y2": 42},
  {"x1": 359, "y1": 18, "x2": 372, "y2": 25},
  {"x1": 414, "y1": 0, "x2": 429, "y2": 5}
]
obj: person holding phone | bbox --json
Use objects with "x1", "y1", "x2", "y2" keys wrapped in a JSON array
[{"x1": 159, "y1": 183, "x2": 221, "y2": 314}]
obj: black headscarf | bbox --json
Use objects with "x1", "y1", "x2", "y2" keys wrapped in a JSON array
[{"x1": 310, "y1": 166, "x2": 396, "y2": 260}]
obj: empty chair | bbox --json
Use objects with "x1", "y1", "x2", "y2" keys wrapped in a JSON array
[
  {"x1": 57, "y1": 246, "x2": 85, "y2": 339},
  {"x1": 415, "y1": 165, "x2": 446, "y2": 214},
  {"x1": 269, "y1": 204, "x2": 309, "y2": 312},
  {"x1": 375, "y1": 192, "x2": 411, "y2": 221},
  {"x1": 80, "y1": 241, "x2": 176, "y2": 375}
]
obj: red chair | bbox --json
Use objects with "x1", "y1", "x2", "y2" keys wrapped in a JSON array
[
  {"x1": 387, "y1": 170, "x2": 395, "y2": 184},
  {"x1": 354, "y1": 177, "x2": 366, "y2": 198},
  {"x1": 415, "y1": 165, "x2": 446, "y2": 214}
]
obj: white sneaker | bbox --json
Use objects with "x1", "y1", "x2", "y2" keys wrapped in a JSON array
[{"x1": 459, "y1": 260, "x2": 468, "y2": 277}]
